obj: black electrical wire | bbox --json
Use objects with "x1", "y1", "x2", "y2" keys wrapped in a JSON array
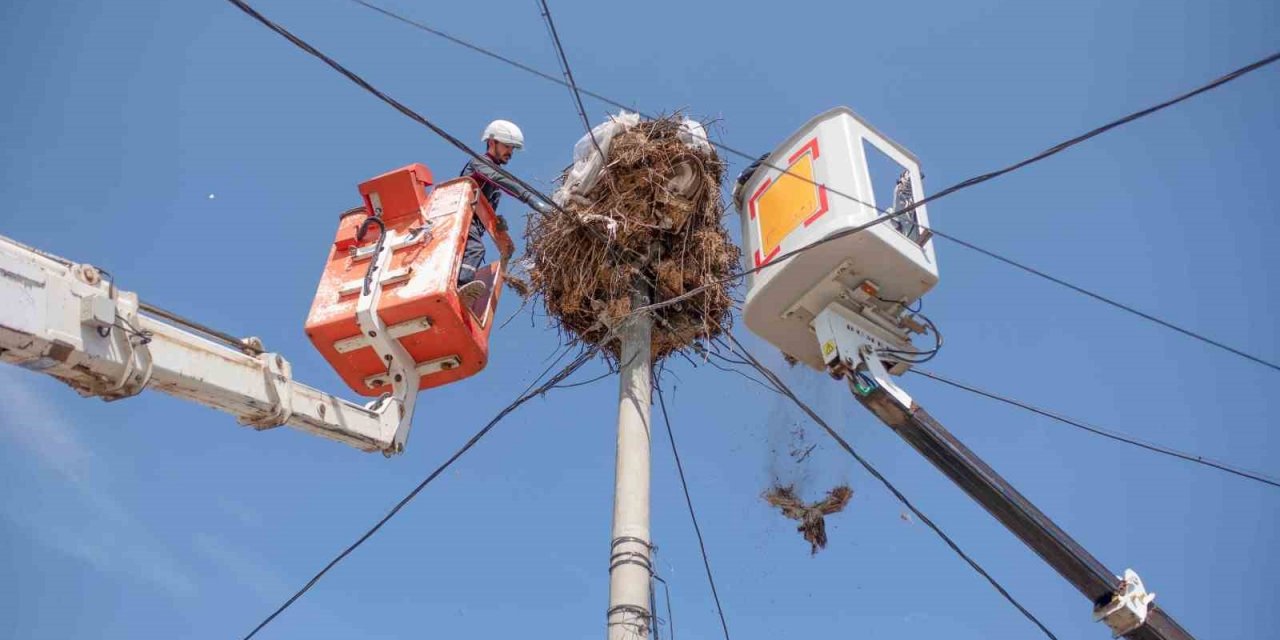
[
  {"x1": 878, "y1": 295, "x2": 922, "y2": 314},
  {"x1": 552, "y1": 366, "x2": 615, "y2": 390},
  {"x1": 655, "y1": 383, "x2": 731, "y2": 640},
  {"x1": 342, "y1": 0, "x2": 885, "y2": 211},
  {"x1": 929, "y1": 228, "x2": 1280, "y2": 373},
  {"x1": 343, "y1": 0, "x2": 1279, "y2": 250},
  {"x1": 876, "y1": 310, "x2": 943, "y2": 364},
  {"x1": 224, "y1": 0, "x2": 655, "y2": 275},
  {"x1": 628, "y1": 48, "x2": 1280, "y2": 339},
  {"x1": 240, "y1": 345, "x2": 600, "y2": 639},
  {"x1": 340, "y1": 0, "x2": 1280, "y2": 373},
  {"x1": 653, "y1": 574, "x2": 675, "y2": 640},
  {"x1": 698, "y1": 353, "x2": 784, "y2": 395},
  {"x1": 223, "y1": 3, "x2": 1273, "y2": 628},
  {"x1": 650, "y1": 569, "x2": 660, "y2": 640},
  {"x1": 721, "y1": 330, "x2": 1060, "y2": 640},
  {"x1": 909, "y1": 368, "x2": 1280, "y2": 490},
  {"x1": 536, "y1": 0, "x2": 605, "y2": 159},
  {"x1": 344, "y1": 0, "x2": 642, "y2": 116},
  {"x1": 225, "y1": 0, "x2": 545, "y2": 220}
]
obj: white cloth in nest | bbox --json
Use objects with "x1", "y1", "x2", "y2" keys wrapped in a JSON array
[
  {"x1": 554, "y1": 111, "x2": 640, "y2": 205},
  {"x1": 554, "y1": 113, "x2": 713, "y2": 206}
]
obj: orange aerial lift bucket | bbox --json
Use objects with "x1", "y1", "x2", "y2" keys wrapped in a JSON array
[{"x1": 304, "y1": 163, "x2": 514, "y2": 396}]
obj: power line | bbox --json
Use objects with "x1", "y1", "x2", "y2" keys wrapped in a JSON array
[
  {"x1": 630, "y1": 43, "x2": 1280, "y2": 315},
  {"x1": 224, "y1": 0, "x2": 655, "y2": 272},
  {"x1": 342, "y1": 0, "x2": 883, "y2": 215},
  {"x1": 631, "y1": 50, "x2": 1280, "y2": 372},
  {"x1": 654, "y1": 383, "x2": 731, "y2": 640},
  {"x1": 345, "y1": 0, "x2": 642, "y2": 114},
  {"x1": 225, "y1": 0, "x2": 550, "y2": 219},
  {"x1": 687, "y1": 345, "x2": 785, "y2": 396},
  {"x1": 535, "y1": 0, "x2": 605, "y2": 159},
  {"x1": 240, "y1": 346, "x2": 599, "y2": 639},
  {"x1": 343, "y1": 0, "x2": 1279, "y2": 252},
  {"x1": 339, "y1": 0, "x2": 1280, "y2": 372},
  {"x1": 910, "y1": 367, "x2": 1280, "y2": 489},
  {"x1": 653, "y1": 574, "x2": 675, "y2": 640},
  {"x1": 929, "y1": 229, "x2": 1280, "y2": 373},
  {"x1": 719, "y1": 331, "x2": 1060, "y2": 640}
]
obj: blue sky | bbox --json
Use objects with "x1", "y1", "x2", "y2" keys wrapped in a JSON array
[{"x1": 1, "y1": 1, "x2": 1277, "y2": 638}]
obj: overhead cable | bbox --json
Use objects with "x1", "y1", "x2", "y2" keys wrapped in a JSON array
[
  {"x1": 910, "y1": 368, "x2": 1280, "y2": 489},
  {"x1": 929, "y1": 229, "x2": 1280, "y2": 373},
  {"x1": 655, "y1": 383, "x2": 732, "y2": 640},
  {"x1": 535, "y1": 0, "x2": 606, "y2": 158},
  {"x1": 224, "y1": 0, "x2": 654, "y2": 271},
  {"x1": 240, "y1": 346, "x2": 600, "y2": 638},
  {"x1": 342, "y1": 0, "x2": 1280, "y2": 372},
  {"x1": 719, "y1": 332, "x2": 1060, "y2": 640}
]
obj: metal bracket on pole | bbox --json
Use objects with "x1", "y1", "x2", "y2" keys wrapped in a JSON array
[
  {"x1": 813, "y1": 303, "x2": 913, "y2": 407},
  {"x1": 353, "y1": 217, "x2": 421, "y2": 455},
  {"x1": 1094, "y1": 569, "x2": 1156, "y2": 638}
]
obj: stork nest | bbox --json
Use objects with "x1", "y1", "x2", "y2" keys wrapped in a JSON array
[
  {"x1": 522, "y1": 116, "x2": 739, "y2": 361},
  {"x1": 765, "y1": 484, "x2": 854, "y2": 554}
]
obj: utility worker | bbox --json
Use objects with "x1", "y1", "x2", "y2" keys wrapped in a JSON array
[{"x1": 457, "y1": 119, "x2": 553, "y2": 304}]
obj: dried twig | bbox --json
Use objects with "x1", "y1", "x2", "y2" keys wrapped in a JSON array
[{"x1": 521, "y1": 116, "x2": 739, "y2": 362}]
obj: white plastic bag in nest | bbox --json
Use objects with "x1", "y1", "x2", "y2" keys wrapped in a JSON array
[
  {"x1": 677, "y1": 118, "x2": 712, "y2": 153},
  {"x1": 554, "y1": 111, "x2": 640, "y2": 205}
]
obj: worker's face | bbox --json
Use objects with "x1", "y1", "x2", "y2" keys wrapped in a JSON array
[{"x1": 487, "y1": 140, "x2": 515, "y2": 164}]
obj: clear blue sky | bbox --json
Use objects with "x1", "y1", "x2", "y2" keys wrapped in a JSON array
[{"x1": 2, "y1": 1, "x2": 1277, "y2": 638}]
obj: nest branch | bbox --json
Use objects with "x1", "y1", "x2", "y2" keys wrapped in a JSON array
[{"x1": 521, "y1": 116, "x2": 739, "y2": 362}]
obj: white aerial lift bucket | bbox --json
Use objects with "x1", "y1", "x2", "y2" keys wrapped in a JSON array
[{"x1": 733, "y1": 107, "x2": 940, "y2": 372}]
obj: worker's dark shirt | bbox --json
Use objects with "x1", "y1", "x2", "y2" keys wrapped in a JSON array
[{"x1": 459, "y1": 155, "x2": 537, "y2": 235}]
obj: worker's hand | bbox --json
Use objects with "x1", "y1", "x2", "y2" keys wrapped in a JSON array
[
  {"x1": 532, "y1": 199, "x2": 553, "y2": 215},
  {"x1": 495, "y1": 215, "x2": 509, "y2": 232},
  {"x1": 500, "y1": 244, "x2": 514, "y2": 261}
]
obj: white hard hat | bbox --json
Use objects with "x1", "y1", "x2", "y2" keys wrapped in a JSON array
[{"x1": 482, "y1": 119, "x2": 524, "y2": 149}]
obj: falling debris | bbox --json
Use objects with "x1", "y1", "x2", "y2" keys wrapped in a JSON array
[
  {"x1": 764, "y1": 484, "x2": 854, "y2": 554},
  {"x1": 787, "y1": 425, "x2": 816, "y2": 462},
  {"x1": 522, "y1": 113, "x2": 738, "y2": 361}
]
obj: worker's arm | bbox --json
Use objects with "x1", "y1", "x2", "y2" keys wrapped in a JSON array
[{"x1": 470, "y1": 159, "x2": 550, "y2": 212}]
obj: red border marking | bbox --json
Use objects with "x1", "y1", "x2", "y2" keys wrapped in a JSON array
[
  {"x1": 753, "y1": 246, "x2": 782, "y2": 267},
  {"x1": 802, "y1": 185, "x2": 830, "y2": 227},
  {"x1": 787, "y1": 138, "x2": 820, "y2": 164},
  {"x1": 747, "y1": 177, "x2": 772, "y2": 220},
  {"x1": 750, "y1": 137, "x2": 823, "y2": 266}
]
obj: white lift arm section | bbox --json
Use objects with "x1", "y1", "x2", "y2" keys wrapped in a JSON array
[
  {"x1": 0, "y1": 234, "x2": 410, "y2": 455},
  {"x1": 813, "y1": 302, "x2": 1192, "y2": 640}
]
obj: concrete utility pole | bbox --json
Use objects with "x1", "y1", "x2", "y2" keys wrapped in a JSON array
[{"x1": 606, "y1": 289, "x2": 654, "y2": 640}]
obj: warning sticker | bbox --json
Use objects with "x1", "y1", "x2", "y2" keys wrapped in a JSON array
[{"x1": 747, "y1": 138, "x2": 830, "y2": 267}]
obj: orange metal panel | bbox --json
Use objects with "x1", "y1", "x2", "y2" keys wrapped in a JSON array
[
  {"x1": 304, "y1": 165, "x2": 510, "y2": 396},
  {"x1": 358, "y1": 163, "x2": 434, "y2": 224}
]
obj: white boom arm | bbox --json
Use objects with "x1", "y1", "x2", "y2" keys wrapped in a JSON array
[
  {"x1": 811, "y1": 301, "x2": 1170, "y2": 639},
  {"x1": 0, "y1": 234, "x2": 411, "y2": 455}
]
